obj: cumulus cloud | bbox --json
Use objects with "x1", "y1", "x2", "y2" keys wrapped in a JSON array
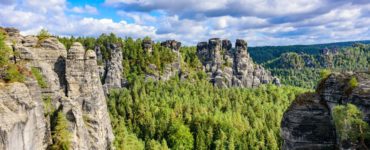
[
  {"x1": 1, "y1": 0, "x2": 370, "y2": 46},
  {"x1": 71, "y1": 5, "x2": 98, "y2": 14},
  {"x1": 0, "y1": 0, "x2": 158, "y2": 43}
]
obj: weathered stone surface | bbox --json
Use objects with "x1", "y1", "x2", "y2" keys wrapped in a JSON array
[
  {"x1": 281, "y1": 93, "x2": 336, "y2": 150},
  {"x1": 152, "y1": 40, "x2": 182, "y2": 81},
  {"x1": 142, "y1": 38, "x2": 153, "y2": 54},
  {"x1": 1, "y1": 28, "x2": 114, "y2": 150},
  {"x1": 317, "y1": 72, "x2": 370, "y2": 123},
  {"x1": 161, "y1": 40, "x2": 181, "y2": 51},
  {"x1": 282, "y1": 72, "x2": 370, "y2": 150},
  {"x1": 0, "y1": 80, "x2": 47, "y2": 150},
  {"x1": 103, "y1": 44, "x2": 123, "y2": 94},
  {"x1": 197, "y1": 38, "x2": 276, "y2": 88},
  {"x1": 66, "y1": 43, "x2": 114, "y2": 150}
]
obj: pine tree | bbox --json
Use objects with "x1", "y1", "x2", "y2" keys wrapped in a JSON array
[{"x1": 51, "y1": 112, "x2": 71, "y2": 150}]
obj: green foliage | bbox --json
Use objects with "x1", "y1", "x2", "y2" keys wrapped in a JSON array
[
  {"x1": 332, "y1": 104, "x2": 370, "y2": 145},
  {"x1": 110, "y1": 119, "x2": 145, "y2": 150},
  {"x1": 269, "y1": 68, "x2": 321, "y2": 89},
  {"x1": 122, "y1": 38, "x2": 176, "y2": 77},
  {"x1": 249, "y1": 40, "x2": 370, "y2": 64},
  {"x1": 260, "y1": 43, "x2": 370, "y2": 89},
  {"x1": 4, "y1": 64, "x2": 25, "y2": 82},
  {"x1": 265, "y1": 52, "x2": 307, "y2": 69},
  {"x1": 320, "y1": 69, "x2": 332, "y2": 79},
  {"x1": 0, "y1": 32, "x2": 11, "y2": 67},
  {"x1": 43, "y1": 96, "x2": 55, "y2": 116},
  {"x1": 0, "y1": 29, "x2": 25, "y2": 83},
  {"x1": 51, "y1": 112, "x2": 71, "y2": 150},
  {"x1": 31, "y1": 67, "x2": 48, "y2": 88},
  {"x1": 168, "y1": 121, "x2": 194, "y2": 150},
  {"x1": 108, "y1": 78, "x2": 307, "y2": 150},
  {"x1": 349, "y1": 77, "x2": 359, "y2": 88},
  {"x1": 37, "y1": 29, "x2": 51, "y2": 41}
]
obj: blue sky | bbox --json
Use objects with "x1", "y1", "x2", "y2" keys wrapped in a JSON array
[{"x1": 1, "y1": 0, "x2": 370, "y2": 46}]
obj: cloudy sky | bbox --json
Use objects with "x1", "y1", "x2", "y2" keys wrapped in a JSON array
[{"x1": 1, "y1": 0, "x2": 370, "y2": 46}]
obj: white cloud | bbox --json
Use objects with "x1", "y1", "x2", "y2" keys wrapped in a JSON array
[
  {"x1": 117, "y1": 11, "x2": 156, "y2": 25},
  {"x1": 71, "y1": 5, "x2": 98, "y2": 15},
  {"x1": 1, "y1": 0, "x2": 370, "y2": 46}
]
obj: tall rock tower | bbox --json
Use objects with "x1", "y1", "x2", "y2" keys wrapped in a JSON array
[{"x1": 197, "y1": 38, "x2": 278, "y2": 88}]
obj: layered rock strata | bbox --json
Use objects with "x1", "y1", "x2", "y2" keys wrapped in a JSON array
[
  {"x1": 281, "y1": 72, "x2": 370, "y2": 149},
  {"x1": 1, "y1": 28, "x2": 114, "y2": 150},
  {"x1": 197, "y1": 38, "x2": 278, "y2": 88}
]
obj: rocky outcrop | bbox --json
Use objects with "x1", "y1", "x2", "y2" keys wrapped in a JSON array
[
  {"x1": 102, "y1": 44, "x2": 124, "y2": 94},
  {"x1": 142, "y1": 38, "x2": 153, "y2": 54},
  {"x1": 65, "y1": 43, "x2": 114, "y2": 149},
  {"x1": 0, "y1": 80, "x2": 47, "y2": 150},
  {"x1": 317, "y1": 72, "x2": 370, "y2": 123},
  {"x1": 197, "y1": 38, "x2": 277, "y2": 88},
  {"x1": 161, "y1": 40, "x2": 181, "y2": 51},
  {"x1": 160, "y1": 40, "x2": 182, "y2": 81},
  {"x1": 1, "y1": 28, "x2": 114, "y2": 150},
  {"x1": 281, "y1": 93, "x2": 336, "y2": 150},
  {"x1": 281, "y1": 72, "x2": 370, "y2": 149}
]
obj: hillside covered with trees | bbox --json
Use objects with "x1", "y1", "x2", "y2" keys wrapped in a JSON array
[{"x1": 262, "y1": 44, "x2": 370, "y2": 88}]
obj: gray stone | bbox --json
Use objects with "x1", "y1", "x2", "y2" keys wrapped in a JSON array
[
  {"x1": 196, "y1": 38, "x2": 277, "y2": 88},
  {"x1": 103, "y1": 44, "x2": 123, "y2": 94},
  {"x1": 281, "y1": 93, "x2": 336, "y2": 150}
]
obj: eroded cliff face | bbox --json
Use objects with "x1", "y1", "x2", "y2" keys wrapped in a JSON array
[
  {"x1": 1, "y1": 28, "x2": 114, "y2": 149},
  {"x1": 101, "y1": 43, "x2": 124, "y2": 94},
  {"x1": 0, "y1": 80, "x2": 47, "y2": 150},
  {"x1": 197, "y1": 38, "x2": 279, "y2": 88},
  {"x1": 281, "y1": 72, "x2": 370, "y2": 150},
  {"x1": 281, "y1": 93, "x2": 336, "y2": 150},
  {"x1": 65, "y1": 43, "x2": 114, "y2": 149}
]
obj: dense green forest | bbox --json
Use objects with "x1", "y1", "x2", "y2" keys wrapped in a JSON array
[
  {"x1": 108, "y1": 78, "x2": 307, "y2": 150},
  {"x1": 58, "y1": 34, "x2": 309, "y2": 149},
  {"x1": 262, "y1": 44, "x2": 370, "y2": 88},
  {"x1": 248, "y1": 40, "x2": 370, "y2": 64},
  {"x1": 56, "y1": 33, "x2": 370, "y2": 149}
]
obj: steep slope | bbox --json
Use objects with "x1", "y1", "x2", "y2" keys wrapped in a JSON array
[
  {"x1": 0, "y1": 28, "x2": 114, "y2": 149},
  {"x1": 281, "y1": 71, "x2": 370, "y2": 149},
  {"x1": 197, "y1": 38, "x2": 280, "y2": 88},
  {"x1": 0, "y1": 80, "x2": 47, "y2": 150}
]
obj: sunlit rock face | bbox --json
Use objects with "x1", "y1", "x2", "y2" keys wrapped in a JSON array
[
  {"x1": 102, "y1": 43, "x2": 124, "y2": 94},
  {"x1": 65, "y1": 43, "x2": 114, "y2": 149},
  {"x1": 196, "y1": 38, "x2": 278, "y2": 88},
  {"x1": 1, "y1": 28, "x2": 114, "y2": 150},
  {"x1": 0, "y1": 80, "x2": 47, "y2": 150}
]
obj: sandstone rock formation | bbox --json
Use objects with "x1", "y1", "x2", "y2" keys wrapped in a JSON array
[
  {"x1": 160, "y1": 40, "x2": 182, "y2": 80},
  {"x1": 281, "y1": 93, "x2": 336, "y2": 150},
  {"x1": 281, "y1": 72, "x2": 370, "y2": 149},
  {"x1": 142, "y1": 38, "x2": 153, "y2": 54},
  {"x1": 1, "y1": 28, "x2": 114, "y2": 150},
  {"x1": 161, "y1": 40, "x2": 181, "y2": 51},
  {"x1": 0, "y1": 79, "x2": 47, "y2": 150},
  {"x1": 102, "y1": 43, "x2": 124, "y2": 94},
  {"x1": 197, "y1": 38, "x2": 277, "y2": 88},
  {"x1": 65, "y1": 43, "x2": 114, "y2": 149}
]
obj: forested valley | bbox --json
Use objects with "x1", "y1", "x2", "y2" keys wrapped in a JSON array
[
  {"x1": 58, "y1": 34, "x2": 309, "y2": 149},
  {"x1": 1, "y1": 27, "x2": 369, "y2": 150}
]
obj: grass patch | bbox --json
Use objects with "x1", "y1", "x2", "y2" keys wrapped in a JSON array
[
  {"x1": 349, "y1": 77, "x2": 359, "y2": 88},
  {"x1": 31, "y1": 67, "x2": 48, "y2": 88},
  {"x1": 43, "y1": 96, "x2": 55, "y2": 116}
]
